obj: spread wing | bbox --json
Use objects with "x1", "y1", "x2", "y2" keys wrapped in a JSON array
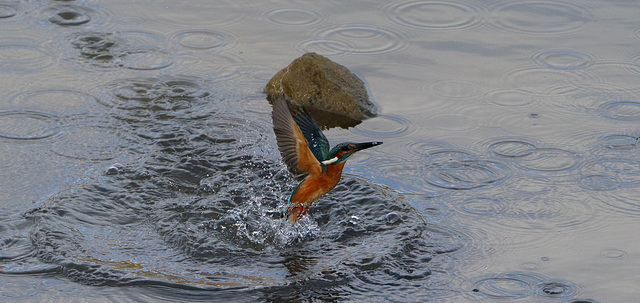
[
  {"x1": 272, "y1": 94, "x2": 322, "y2": 179},
  {"x1": 291, "y1": 106, "x2": 330, "y2": 162}
]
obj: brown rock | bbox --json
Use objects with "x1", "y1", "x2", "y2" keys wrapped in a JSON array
[{"x1": 265, "y1": 53, "x2": 378, "y2": 128}]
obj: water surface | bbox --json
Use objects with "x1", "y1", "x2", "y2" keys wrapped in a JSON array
[{"x1": 1, "y1": 0, "x2": 639, "y2": 302}]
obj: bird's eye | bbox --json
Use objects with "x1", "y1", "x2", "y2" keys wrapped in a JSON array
[{"x1": 342, "y1": 145, "x2": 350, "y2": 151}]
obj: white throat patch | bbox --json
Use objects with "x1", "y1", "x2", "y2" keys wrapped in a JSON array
[{"x1": 321, "y1": 157, "x2": 338, "y2": 165}]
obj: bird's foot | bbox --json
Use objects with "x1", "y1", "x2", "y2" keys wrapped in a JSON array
[{"x1": 287, "y1": 204, "x2": 309, "y2": 222}]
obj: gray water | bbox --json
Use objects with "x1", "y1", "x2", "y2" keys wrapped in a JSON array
[{"x1": 1, "y1": 0, "x2": 639, "y2": 302}]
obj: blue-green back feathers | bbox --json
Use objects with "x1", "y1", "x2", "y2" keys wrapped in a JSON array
[{"x1": 291, "y1": 106, "x2": 330, "y2": 162}]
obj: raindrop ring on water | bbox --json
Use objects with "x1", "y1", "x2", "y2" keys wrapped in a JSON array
[
  {"x1": 383, "y1": 0, "x2": 486, "y2": 31},
  {"x1": 599, "y1": 134, "x2": 638, "y2": 150},
  {"x1": 261, "y1": 8, "x2": 324, "y2": 26},
  {"x1": 513, "y1": 148, "x2": 579, "y2": 173},
  {"x1": 0, "y1": 110, "x2": 60, "y2": 141},
  {"x1": 422, "y1": 158, "x2": 510, "y2": 190},
  {"x1": 351, "y1": 114, "x2": 411, "y2": 138},
  {"x1": 533, "y1": 281, "x2": 577, "y2": 298},
  {"x1": 533, "y1": 49, "x2": 595, "y2": 70},
  {"x1": 313, "y1": 23, "x2": 408, "y2": 55},
  {"x1": 460, "y1": 196, "x2": 507, "y2": 215},
  {"x1": 488, "y1": 138, "x2": 537, "y2": 158},
  {"x1": 489, "y1": 0, "x2": 593, "y2": 36},
  {"x1": 0, "y1": 44, "x2": 56, "y2": 72},
  {"x1": 172, "y1": 30, "x2": 234, "y2": 50},
  {"x1": 11, "y1": 89, "x2": 102, "y2": 115},
  {"x1": 598, "y1": 100, "x2": 640, "y2": 121},
  {"x1": 0, "y1": 3, "x2": 18, "y2": 19},
  {"x1": 40, "y1": 5, "x2": 97, "y2": 27}
]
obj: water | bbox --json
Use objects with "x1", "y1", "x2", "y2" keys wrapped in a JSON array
[{"x1": 1, "y1": 0, "x2": 639, "y2": 302}]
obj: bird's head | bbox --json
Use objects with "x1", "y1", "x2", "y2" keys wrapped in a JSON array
[{"x1": 321, "y1": 141, "x2": 383, "y2": 165}]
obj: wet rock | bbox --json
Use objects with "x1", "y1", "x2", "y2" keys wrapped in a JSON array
[{"x1": 265, "y1": 53, "x2": 378, "y2": 128}]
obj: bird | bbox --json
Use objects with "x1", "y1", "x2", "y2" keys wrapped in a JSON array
[{"x1": 271, "y1": 94, "x2": 382, "y2": 222}]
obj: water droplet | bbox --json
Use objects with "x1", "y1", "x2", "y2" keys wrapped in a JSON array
[
  {"x1": 41, "y1": 5, "x2": 95, "y2": 27},
  {"x1": 534, "y1": 281, "x2": 576, "y2": 298},
  {"x1": 105, "y1": 163, "x2": 123, "y2": 175},
  {"x1": 384, "y1": 212, "x2": 401, "y2": 224}
]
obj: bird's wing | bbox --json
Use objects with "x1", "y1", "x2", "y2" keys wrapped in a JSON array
[
  {"x1": 272, "y1": 94, "x2": 322, "y2": 179},
  {"x1": 290, "y1": 106, "x2": 330, "y2": 162}
]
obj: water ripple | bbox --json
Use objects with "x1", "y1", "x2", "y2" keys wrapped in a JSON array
[
  {"x1": 489, "y1": 0, "x2": 593, "y2": 36},
  {"x1": 580, "y1": 159, "x2": 640, "y2": 189},
  {"x1": 261, "y1": 8, "x2": 324, "y2": 26},
  {"x1": 0, "y1": 110, "x2": 60, "y2": 141},
  {"x1": 101, "y1": 76, "x2": 212, "y2": 121},
  {"x1": 0, "y1": 44, "x2": 55, "y2": 73},
  {"x1": 488, "y1": 138, "x2": 538, "y2": 158},
  {"x1": 502, "y1": 66, "x2": 591, "y2": 94},
  {"x1": 421, "y1": 150, "x2": 510, "y2": 190},
  {"x1": 427, "y1": 113, "x2": 477, "y2": 131},
  {"x1": 0, "y1": 1, "x2": 29, "y2": 31},
  {"x1": 533, "y1": 49, "x2": 595, "y2": 70},
  {"x1": 598, "y1": 134, "x2": 638, "y2": 151},
  {"x1": 491, "y1": 191, "x2": 595, "y2": 231},
  {"x1": 38, "y1": 4, "x2": 103, "y2": 28},
  {"x1": 0, "y1": 2, "x2": 18, "y2": 19},
  {"x1": 351, "y1": 114, "x2": 412, "y2": 138},
  {"x1": 383, "y1": 0, "x2": 486, "y2": 31},
  {"x1": 598, "y1": 100, "x2": 640, "y2": 121},
  {"x1": 153, "y1": 1, "x2": 246, "y2": 27},
  {"x1": 171, "y1": 29, "x2": 236, "y2": 51},
  {"x1": 301, "y1": 24, "x2": 408, "y2": 55},
  {"x1": 50, "y1": 125, "x2": 140, "y2": 161},
  {"x1": 294, "y1": 39, "x2": 357, "y2": 57},
  {"x1": 495, "y1": 110, "x2": 585, "y2": 139},
  {"x1": 425, "y1": 79, "x2": 479, "y2": 99},
  {"x1": 513, "y1": 148, "x2": 580, "y2": 173},
  {"x1": 10, "y1": 89, "x2": 102, "y2": 116},
  {"x1": 600, "y1": 248, "x2": 627, "y2": 259},
  {"x1": 23, "y1": 130, "x2": 455, "y2": 300},
  {"x1": 471, "y1": 272, "x2": 579, "y2": 300},
  {"x1": 459, "y1": 196, "x2": 508, "y2": 216},
  {"x1": 577, "y1": 61, "x2": 640, "y2": 94},
  {"x1": 357, "y1": 155, "x2": 445, "y2": 197},
  {"x1": 598, "y1": 186, "x2": 640, "y2": 216},
  {"x1": 484, "y1": 89, "x2": 538, "y2": 107},
  {"x1": 67, "y1": 31, "x2": 172, "y2": 71}
]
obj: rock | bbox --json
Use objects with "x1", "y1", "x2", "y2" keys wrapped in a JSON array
[{"x1": 265, "y1": 53, "x2": 378, "y2": 127}]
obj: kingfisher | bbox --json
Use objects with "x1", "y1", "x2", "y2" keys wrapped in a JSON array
[{"x1": 271, "y1": 94, "x2": 382, "y2": 222}]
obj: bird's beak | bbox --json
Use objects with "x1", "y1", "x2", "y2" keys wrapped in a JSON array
[{"x1": 354, "y1": 141, "x2": 383, "y2": 151}]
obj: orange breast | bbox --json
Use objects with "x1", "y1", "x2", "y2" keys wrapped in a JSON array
[{"x1": 289, "y1": 162, "x2": 345, "y2": 206}]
